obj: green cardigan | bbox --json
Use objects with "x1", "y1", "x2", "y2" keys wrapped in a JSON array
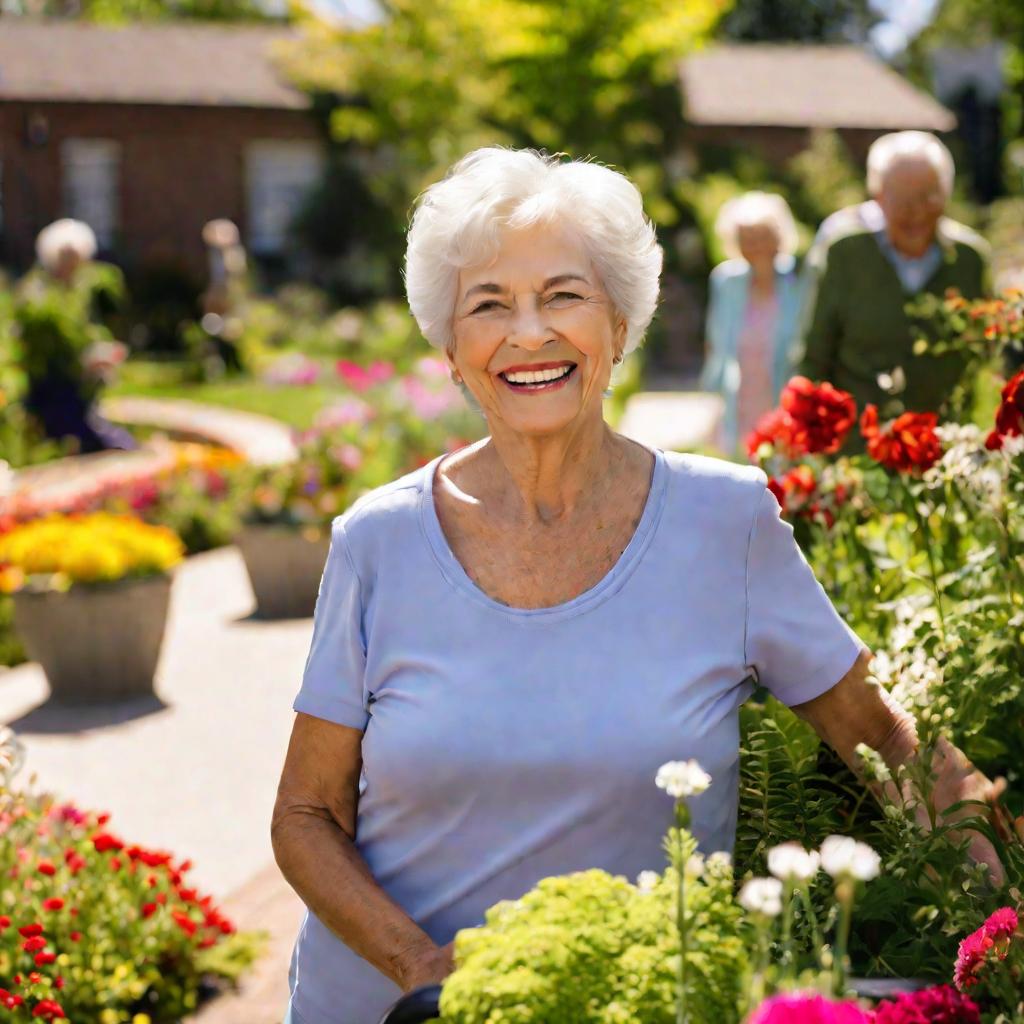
[{"x1": 796, "y1": 219, "x2": 989, "y2": 429}]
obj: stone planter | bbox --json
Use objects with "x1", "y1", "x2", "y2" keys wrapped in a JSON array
[
  {"x1": 235, "y1": 525, "x2": 331, "y2": 620},
  {"x1": 13, "y1": 573, "x2": 173, "y2": 705}
]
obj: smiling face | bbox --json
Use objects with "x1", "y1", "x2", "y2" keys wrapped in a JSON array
[
  {"x1": 449, "y1": 220, "x2": 626, "y2": 439},
  {"x1": 876, "y1": 156, "x2": 945, "y2": 259},
  {"x1": 737, "y1": 222, "x2": 780, "y2": 276}
]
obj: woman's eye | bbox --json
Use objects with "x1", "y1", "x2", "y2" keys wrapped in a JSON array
[
  {"x1": 471, "y1": 300, "x2": 502, "y2": 313},
  {"x1": 549, "y1": 292, "x2": 583, "y2": 303}
]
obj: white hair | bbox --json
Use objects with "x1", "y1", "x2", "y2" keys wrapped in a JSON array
[
  {"x1": 714, "y1": 191, "x2": 799, "y2": 261},
  {"x1": 35, "y1": 218, "x2": 98, "y2": 271},
  {"x1": 867, "y1": 131, "x2": 955, "y2": 199},
  {"x1": 403, "y1": 147, "x2": 663, "y2": 356}
]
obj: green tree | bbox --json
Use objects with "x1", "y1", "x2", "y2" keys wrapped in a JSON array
[
  {"x1": 279, "y1": 0, "x2": 725, "y2": 231},
  {"x1": 718, "y1": 0, "x2": 877, "y2": 42}
]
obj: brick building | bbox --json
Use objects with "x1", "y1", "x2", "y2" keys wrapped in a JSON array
[
  {"x1": 0, "y1": 20, "x2": 322, "y2": 283},
  {"x1": 678, "y1": 44, "x2": 956, "y2": 167}
]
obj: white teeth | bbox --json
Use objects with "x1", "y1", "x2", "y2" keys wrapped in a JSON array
[{"x1": 504, "y1": 365, "x2": 573, "y2": 384}]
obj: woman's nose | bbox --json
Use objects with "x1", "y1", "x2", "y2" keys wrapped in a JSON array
[{"x1": 508, "y1": 302, "x2": 550, "y2": 349}]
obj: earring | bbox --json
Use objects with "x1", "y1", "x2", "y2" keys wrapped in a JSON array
[{"x1": 452, "y1": 371, "x2": 464, "y2": 385}]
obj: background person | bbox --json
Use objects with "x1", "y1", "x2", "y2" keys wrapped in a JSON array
[
  {"x1": 700, "y1": 191, "x2": 805, "y2": 458},
  {"x1": 16, "y1": 219, "x2": 135, "y2": 453},
  {"x1": 271, "y1": 147, "x2": 1003, "y2": 1024},
  {"x1": 797, "y1": 131, "x2": 990, "y2": 429}
]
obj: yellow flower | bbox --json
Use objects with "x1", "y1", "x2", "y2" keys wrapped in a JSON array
[
  {"x1": 132, "y1": 1015, "x2": 152, "y2": 1024},
  {"x1": 0, "y1": 514, "x2": 184, "y2": 586}
]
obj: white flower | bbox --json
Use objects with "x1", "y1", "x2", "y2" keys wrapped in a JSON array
[
  {"x1": 636, "y1": 870, "x2": 659, "y2": 894},
  {"x1": 767, "y1": 842, "x2": 821, "y2": 882},
  {"x1": 685, "y1": 853, "x2": 706, "y2": 878},
  {"x1": 1001, "y1": 433, "x2": 1024, "y2": 458},
  {"x1": 819, "y1": 835, "x2": 881, "y2": 881},
  {"x1": 655, "y1": 760, "x2": 711, "y2": 799},
  {"x1": 738, "y1": 877, "x2": 784, "y2": 917},
  {"x1": 706, "y1": 851, "x2": 732, "y2": 876}
]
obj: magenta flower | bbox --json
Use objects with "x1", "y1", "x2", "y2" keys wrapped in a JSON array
[
  {"x1": 873, "y1": 984, "x2": 980, "y2": 1024},
  {"x1": 748, "y1": 993, "x2": 869, "y2": 1023},
  {"x1": 983, "y1": 907, "x2": 1019, "y2": 942},
  {"x1": 336, "y1": 359, "x2": 394, "y2": 392},
  {"x1": 314, "y1": 398, "x2": 375, "y2": 431},
  {"x1": 954, "y1": 906, "x2": 1021, "y2": 991}
]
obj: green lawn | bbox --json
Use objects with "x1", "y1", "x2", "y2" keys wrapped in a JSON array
[{"x1": 108, "y1": 362, "x2": 341, "y2": 429}]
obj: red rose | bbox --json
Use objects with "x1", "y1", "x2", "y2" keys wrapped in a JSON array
[
  {"x1": 860, "y1": 405, "x2": 942, "y2": 473},
  {"x1": 17, "y1": 923, "x2": 43, "y2": 938},
  {"x1": 33, "y1": 953, "x2": 56, "y2": 967},
  {"x1": 747, "y1": 407, "x2": 795, "y2": 458},
  {"x1": 985, "y1": 368, "x2": 1024, "y2": 450},
  {"x1": 41, "y1": 899, "x2": 63, "y2": 912},
  {"x1": 779, "y1": 376, "x2": 858, "y2": 455},
  {"x1": 21, "y1": 936, "x2": 46, "y2": 952},
  {"x1": 35, "y1": 861, "x2": 55, "y2": 877}
]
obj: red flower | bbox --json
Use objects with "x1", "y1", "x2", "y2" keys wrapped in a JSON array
[
  {"x1": 985, "y1": 369, "x2": 1024, "y2": 450},
  {"x1": 748, "y1": 407, "x2": 795, "y2": 457},
  {"x1": 41, "y1": 898, "x2": 63, "y2": 912},
  {"x1": 172, "y1": 910, "x2": 197, "y2": 937},
  {"x1": 35, "y1": 861, "x2": 56, "y2": 877},
  {"x1": 767, "y1": 466, "x2": 818, "y2": 519},
  {"x1": 780, "y1": 376, "x2": 858, "y2": 454},
  {"x1": 18, "y1": 923, "x2": 43, "y2": 938},
  {"x1": 860, "y1": 406, "x2": 942, "y2": 473},
  {"x1": 33, "y1": 952, "x2": 56, "y2": 966},
  {"x1": 22, "y1": 936, "x2": 47, "y2": 952},
  {"x1": 141, "y1": 902, "x2": 158, "y2": 919},
  {"x1": 0, "y1": 915, "x2": 10, "y2": 929},
  {"x1": 91, "y1": 832, "x2": 123, "y2": 853},
  {"x1": 68, "y1": 932, "x2": 81, "y2": 942},
  {"x1": 873, "y1": 984, "x2": 980, "y2": 1023},
  {"x1": 31, "y1": 997, "x2": 65, "y2": 1020}
]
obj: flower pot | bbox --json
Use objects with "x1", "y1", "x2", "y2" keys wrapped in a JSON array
[
  {"x1": 235, "y1": 525, "x2": 331, "y2": 620},
  {"x1": 13, "y1": 573, "x2": 173, "y2": 704}
]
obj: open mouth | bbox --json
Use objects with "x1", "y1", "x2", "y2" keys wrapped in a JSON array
[{"x1": 498, "y1": 363, "x2": 578, "y2": 392}]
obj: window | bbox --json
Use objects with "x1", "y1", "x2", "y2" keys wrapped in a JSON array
[
  {"x1": 61, "y1": 139, "x2": 121, "y2": 250},
  {"x1": 245, "y1": 140, "x2": 324, "y2": 254}
]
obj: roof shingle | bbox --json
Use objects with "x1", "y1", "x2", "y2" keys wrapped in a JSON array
[
  {"x1": 0, "y1": 20, "x2": 308, "y2": 109},
  {"x1": 680, "y1": 44, "x2": 955, "y2": 132}
]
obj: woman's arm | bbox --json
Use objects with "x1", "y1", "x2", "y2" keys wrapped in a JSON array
[
  {"x1": 790, "y1": 648, "x2": 1007, "y2": 885},
  {"x1": 271, "y1": 712, "x2": 454, "y2": 991}
]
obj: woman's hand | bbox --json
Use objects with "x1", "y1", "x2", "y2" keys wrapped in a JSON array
[
  {"x1": 395, "y1": 940, "x2": 455, "y2": 992},
  {"x1": 792, "y1": 649, "x2": 1010, "y2": 885}
]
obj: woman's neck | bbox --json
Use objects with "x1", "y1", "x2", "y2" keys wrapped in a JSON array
[
  {"x1": 749, "y1": 261, "x2": 776, "y2": 295},
  {"x1": 479, "y1": 414, "x2": 624, "y2": 525}
]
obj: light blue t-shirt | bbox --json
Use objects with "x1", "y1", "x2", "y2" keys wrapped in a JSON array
[{"x1": 286, "y1": 443, "x2": 865, "y2": 1024}]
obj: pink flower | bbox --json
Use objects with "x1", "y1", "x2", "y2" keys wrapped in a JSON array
[
  {"x1": 873, "y1": 984, "x2": 980, "y2": 1024},
  {"x1": 335, "y1": 359, "x2": 394, "y2": 392},
  {"x1": 399, "y1": 376, "x2": 461, "y2": 420},
  {"x1": 313, "y1": 398, "x2": 375, "y2": 432},
  {"x1": 954, "y1": 929, "x2": 995, "y2": 990},
  {"x1": 748, "y1": 992, "x2": 870, "y2": 1023},
  {"x1": 983, "y1": 907, "x2": 1019, "y2": 942}
]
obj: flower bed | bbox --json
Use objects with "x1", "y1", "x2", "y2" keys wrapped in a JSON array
[{"x1": 0, "y1": 733, "x2": 263, "y2": 1023}]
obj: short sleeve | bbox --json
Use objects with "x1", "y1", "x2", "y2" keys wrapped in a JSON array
[
  {"x1": 744, "y1": 485, "x2": 867, "y2": 706},
  {"x1": 292, "y1": 519, "x2": 369, "y2": 730}
]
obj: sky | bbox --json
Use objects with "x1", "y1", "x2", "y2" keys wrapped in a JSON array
[{"x1": 308, "y1": 0, "x2": 942, "y2": 55}]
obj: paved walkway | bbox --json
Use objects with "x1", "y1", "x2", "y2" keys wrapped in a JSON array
[
  {"x1": 0, "y1": 546, "x2": 308, "y2": 1024},
  {"x1": 617, "y1": 387, "x2": 723, "y2": 453},
  {"x1": 102, "y1": 396, "x2": 299, "y2": 465}
]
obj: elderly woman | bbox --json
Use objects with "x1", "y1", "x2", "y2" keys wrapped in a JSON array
[
  {"x1": 17, "y1": 218, "x2": 134, "y2": 452},
  {"x1": 798, "y1": 131, "x2": 990, "y2": 427},
  {"x1": 700, "y1": 191, "x2": 805, "y2": 457},
  {"x1": 272, "y1": 148, "x2": 1003, "y2": 1024}
]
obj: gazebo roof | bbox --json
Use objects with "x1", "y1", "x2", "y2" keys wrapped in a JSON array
[{"x1": 680, "y1": 44, "x2": 955, "y2": 131}]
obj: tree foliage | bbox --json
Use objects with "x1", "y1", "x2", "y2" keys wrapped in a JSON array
[
  {"x1": 278, "y1": 0, "x2": 726, "y2": 228},
  {"x1": 718, "y1": 0, "x2": 877, "y2": 43}
]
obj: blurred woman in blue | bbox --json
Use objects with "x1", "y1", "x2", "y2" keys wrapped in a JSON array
[{"x1": 700, "y1": 192, "x2": 804, "y2": 458}]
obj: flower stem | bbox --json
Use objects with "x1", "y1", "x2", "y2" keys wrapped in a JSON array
[
  {"x1": 832, "y1": 880, "x2": 854, "y2": 997},
  {"x1": 675, "y1": 804, "x2": 688, "y2": 1024},
  {"x1": 906, "y1": 485, "x2": 947, "y2": 645}
]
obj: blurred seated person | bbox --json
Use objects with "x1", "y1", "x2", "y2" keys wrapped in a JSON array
[
  {"x1": 199, "y1": 218, "x2": 248, "y2": 375},
  {"x1": 16, "y1": 219, "x2": 136, "y2": 453},
  {"x1": 700, "y1": 191, "x2": 805, "y2": 458},
  {"x1": 797, "y1": 131, "x2": 990, "y2": 432}
]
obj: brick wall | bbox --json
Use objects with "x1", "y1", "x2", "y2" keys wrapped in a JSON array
[{"x1": 0, "y1": 101, "x2": 320, "y2": 282}]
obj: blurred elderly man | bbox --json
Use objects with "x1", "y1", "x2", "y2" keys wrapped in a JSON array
[{"x1": 797, "y1": 131, "x2": 989, "y2": 425}]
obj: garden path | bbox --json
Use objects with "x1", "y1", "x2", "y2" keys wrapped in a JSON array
[
  {"x1": 618, "y1": 386, "x2": 722, "y2": 452},
  {"x1": 101, "y1": 396, "x2": 299, "y2": 465},
  {"x1": 0, "y1": 545, "x2": 307, "y2": 1024}
]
